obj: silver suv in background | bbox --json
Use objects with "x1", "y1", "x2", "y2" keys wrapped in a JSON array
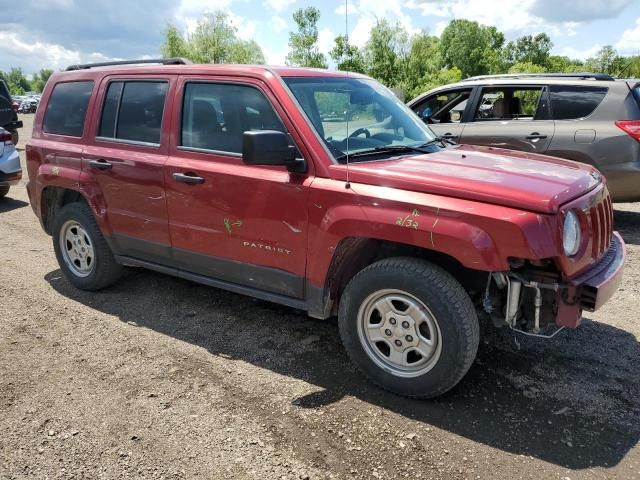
[{"x1": 408, "y1": 73, "x2": 640, "y2": 202}]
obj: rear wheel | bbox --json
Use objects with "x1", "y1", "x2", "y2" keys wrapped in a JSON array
[
  {"x1": 0, "y1": 185, "x2": 9, "y2": 198},
  {"x1": 52, "y1": 202, "x2": 123, "y2": 290},
  {"x1": 338, "y1": 257, "x2": 479, "y2": 398}
]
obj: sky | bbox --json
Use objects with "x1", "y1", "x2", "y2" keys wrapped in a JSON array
[{"x1": 1, "y1": 0, "x2": 640, "y2": 76}]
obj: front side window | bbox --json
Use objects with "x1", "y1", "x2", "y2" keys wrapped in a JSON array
[
  {"x1": 549, "y1": 86, "x2": 608, "y2": 120},
  {"x1": 43, "y1": 81, "x2": 94, "y2": 137},
  {"x1": 474, "y1": 87, "x2": 548, "y2": 121},
  {"x1": 284, "y1": 77, "x2": 438, "y2": 163},
  {"x1": 181, "y1": 82, "x2": 285, "y2": 154},
  {"x1": 412, "y1": 89, "x2": 472, "y2": 124},
  {"x1": 98, "y1": 80, "x2": 168, "y2": 144}
]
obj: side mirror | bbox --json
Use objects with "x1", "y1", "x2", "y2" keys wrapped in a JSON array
[{"x1": 242, "y1": 130, "x2": 305, "y2": 172}]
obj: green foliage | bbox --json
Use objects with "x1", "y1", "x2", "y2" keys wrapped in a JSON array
[
  {"x1": 329, "y1": 35, "x2": 366, "y2": 73},
  {"x1": 584, "y1": 46, "x2": 618, "y2": 75},
  {"x1": 508, "y1": 62, "x2": 547, "y2": 74},
  {"x1": 504, "y1": 33, "x2": 553, "y2": 67},
  {"x1": 440, "y1": 19, "x2": 505, "y2": 77},
  {"x1": 363, "y1": 19, "x2": 410, "y2": 87},
  {"x1": 286, "y1": 7, "x2": 327, "y2": 68},
  {"x1": 30, "y1": 69, "x2": 54, "y2": 93},
  {"x1": 161, "y1": 11, "x2": 265, "y2": 65}
]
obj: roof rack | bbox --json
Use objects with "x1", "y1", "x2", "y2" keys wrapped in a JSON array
[
  {"x1": 464, "y1": 72, "x2": 615, "y2": 82},
  {"x1": 65, "y1": 58, "x2": 192, "y2": 71}
]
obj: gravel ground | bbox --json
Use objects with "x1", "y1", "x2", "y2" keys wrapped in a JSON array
[{"x1": 0, "y1": 115, "x2": 639, "y2": 480}]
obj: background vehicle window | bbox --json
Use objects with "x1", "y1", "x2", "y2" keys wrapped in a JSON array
[
  {"x1": 474, "y1": 87, "x2": 547, "y2": 121},
  {"x1": 43, "y1": 81, "x2": 94, "y2": 137},
  {"x1": 98, "y1": 81, "x2": 168, "y2": 144},
  {"x1": 181, "y1": 83, "x2": 285, "y2": 154},
  {"x1": 549, "y1": 86, "x2": 608, "y2": 120},
  {"x1": 412, "y1": 89, "x2": 471, "y2": 124}
]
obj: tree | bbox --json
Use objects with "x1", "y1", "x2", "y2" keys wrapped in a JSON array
[
  {"x1": 546, "y1": 55, "x2": 584, "y2": 73},
  {"x1": 31, "y1": 69, "x2": 54, "y2": 93},
  {"x1": 584, "y1": 46, "x2": 618, "y2": 75},
  {"x1": 363, "y1": 19, "x2": 409, "y2": 87},
  {"x1": 286, "y1": 7, "x2": 327, "y2": 68},
  {"x1": 161, "y1": 24, "x2": 190, "y2": 59},
  {"x1": 400, "y1": 32, "x2": 444, "y2": 98},
  {"x1": 504, "y1": 33, "x2": 552, "y2": 67},
  {"x1": 329, "y1": 35, "x2": 366, "y2": 73},
  {"x1": 508, "y1": 62, "x2": 547, "y2": 74},
  {"x1": 4, "y1": 68, "x2": 31, "y2": 94},
  {"x1": 161, "y1": 11, "x2": 265, "y2": 65},
  {"x1": 440, "y1": 19, "x2": 505, "y2": 77}
]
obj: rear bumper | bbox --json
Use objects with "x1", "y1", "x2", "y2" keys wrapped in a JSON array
[
  {"x1": 0, "y1": 149, "x2": 22, "y2": 185},
  {"x1": 573, "y1": 231, "x2": 625, "y2": 311}
]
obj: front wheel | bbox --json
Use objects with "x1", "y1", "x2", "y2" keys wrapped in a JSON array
[
  {"x1": 52, "y1": 202, "x2": 123, "y2": 290},
  {"x1": 338, "y1": 257, "x2": 479, "y2": 398}
]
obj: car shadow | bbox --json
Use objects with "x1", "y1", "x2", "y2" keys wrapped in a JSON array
[
  {"x1": 614, "y1": 207, "x2": 640, "y2": 246},
  {"x1": 45, "y1": 268, "x2": 640, "y2": 471},
  {"x1": 0, "y1": 197, "x2": 28, "y2": 213}
]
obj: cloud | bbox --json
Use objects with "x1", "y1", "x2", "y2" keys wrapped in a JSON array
[
  {"x1": 616, "y1": 17, "x2": 640, "y2": 55},
  {"x1": 334, "y1": 2, "x2": 359, "y2": 15},
  {"x1": 559, "y1": 44, "x2": 603, "y2": 61},
  {"x1": 0, "y1": 30, "x2": 118, "y2": 73},
  {"x1": 317, "y1": 27, "x2": 336, "y2": 56},
  {"x1": 529, "y1": 0, "x2": 633, "y2": 22},
  {"x1": 263, "y1": 0, "x2": 295, "y2": 13},
  {"x1": 271, "y1": 15, "x2": 289, "y2": 33}
]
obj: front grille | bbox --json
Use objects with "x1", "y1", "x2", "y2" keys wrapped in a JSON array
[{"x1": 590, "y1": 192, "x2": 613, "y2": 258}]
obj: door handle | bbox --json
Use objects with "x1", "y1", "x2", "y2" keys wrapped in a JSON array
[
  {"x1": 88, "y1": 159, "x2": 113, "y2": 170},
  {"x1": 441, "y1": 132, "x2": 458, "y2": 139},
  {"x1": 173, "y1": 172, "x2": 205, "y2": 184},
  {"x1": 525, "y1": 132, "x2": 547, "y2": 140}
]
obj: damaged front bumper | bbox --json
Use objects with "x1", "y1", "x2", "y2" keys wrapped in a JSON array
[{"x1": 488, "y1": 232, "x2": 625, "y2": 334}]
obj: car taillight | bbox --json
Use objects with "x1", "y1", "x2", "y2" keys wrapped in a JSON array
[
  {"x1": 615, "y1": 120, "x2": 640, "y2": 142},
  {"x1": 0, "y1": 129, "x2": 12, "y2": 143}
]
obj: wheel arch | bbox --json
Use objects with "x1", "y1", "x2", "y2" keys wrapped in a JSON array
[{"x1": 306, "y1": 237, "x2": 490, "y2": 319}]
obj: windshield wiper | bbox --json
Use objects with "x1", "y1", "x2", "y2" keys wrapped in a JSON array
[
  {"x1": 423, "y1": 136, "x2": 456, "y2": 147},
  {"x1": 335, "y1": 144, "x2": 433, "y2": 162}
]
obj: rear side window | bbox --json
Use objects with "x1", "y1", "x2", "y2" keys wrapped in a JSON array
[
  {"x1": 43, "y1": 81, "x2": 94, "y2": 137},
  {"x1": 98, "y1": 80, "x2": 168, "y2": 145},
  {"x1": 180, "y1": 82, "x2": 285, "y2": 154},
  {"x1": 549, "y1": 86, "x2": 608, "y2": 120}
]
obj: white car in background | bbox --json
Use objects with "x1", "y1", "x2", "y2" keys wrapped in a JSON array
[{"x1": 0, "y1": 127, "x2": 21, "y2": 199}]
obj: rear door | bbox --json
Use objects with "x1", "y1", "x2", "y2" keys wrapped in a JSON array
[
  {"x1": 82, "y1": 76, "x2": 174, "y2": 263},
  {"x1": 409, "y1": 88, "x2": 474, "y2": 142},
  {"x1": 164, "y1": 76, "x2": 311, "y2": 299},
  {"x1": 459, "y1": 85, "x2": 555, "y2": 153}
]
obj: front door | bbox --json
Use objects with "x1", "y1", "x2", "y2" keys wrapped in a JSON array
[
  {"x1": 459, "y1": 85, "x2": 555, "y2": 153},
  {"x1": 410, "y1": 88, "x2": 474, "y2": 143},
  {"x1": 83, "y1": 77, "x2": 173, "y2": 262},
  {"x1": 164, "y1": 77, "x2": 310, "y2": 299}
]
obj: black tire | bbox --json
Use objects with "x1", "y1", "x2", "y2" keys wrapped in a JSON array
[
  {"x1": 338, "y1": 257, "x2": 479, "y2": 399},
  {"x1": 0, "y1": 185, "x2": 9, "y2": 198},
  {"x1": 52, "y1": 202, "x2": 123, "y2": 290}
]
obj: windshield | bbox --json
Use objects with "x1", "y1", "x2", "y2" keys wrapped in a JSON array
[{"x1": 283, "y1": 77, "x2": 439, "y2": 163}]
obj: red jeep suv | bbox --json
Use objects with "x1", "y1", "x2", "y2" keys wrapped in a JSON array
[{"x1": 26, "y1": 59, "x2": 625, "y2": 398}]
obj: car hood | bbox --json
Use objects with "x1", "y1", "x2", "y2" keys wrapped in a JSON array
[{"x1": 329, "y1": 145, "x2": 602, "y2": 213}]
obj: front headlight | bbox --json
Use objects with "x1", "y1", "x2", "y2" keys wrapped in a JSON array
[{"x1": 563, "y1": 210, "x2": 581, "y2": 257}]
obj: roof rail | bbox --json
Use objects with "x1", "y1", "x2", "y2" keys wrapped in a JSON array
[
  {"x1": 464, "y1": 72, "x2": 615, "y2": 82},
  {"x1": 65, "y1": 58, "x2": 192, "y2": 71}
]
